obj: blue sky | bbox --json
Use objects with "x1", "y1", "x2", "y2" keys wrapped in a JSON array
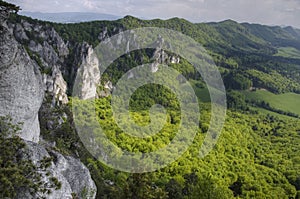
[{"x1": 7, "y1": 0, "x2": 300, "y2": 28}]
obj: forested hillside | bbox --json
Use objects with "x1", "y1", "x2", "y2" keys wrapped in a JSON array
[{"x1": 2, "y1": 8, "x2": 300, "y2": 198}]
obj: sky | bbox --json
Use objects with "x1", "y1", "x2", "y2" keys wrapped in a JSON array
[{"x1": 7, "y1": 0, "x2": 300, "y2": 28}]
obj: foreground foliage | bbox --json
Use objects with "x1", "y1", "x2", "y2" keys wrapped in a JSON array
[{"x1": 0, "y1": 116, "x2": 61, "y2": 198}]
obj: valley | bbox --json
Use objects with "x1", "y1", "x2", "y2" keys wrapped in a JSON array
[{"x1": 1, "y1": 0, "x2": 300, "y2": 198}]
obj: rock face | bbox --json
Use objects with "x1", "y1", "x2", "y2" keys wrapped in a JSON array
[
  {"x1": 0, "y1": 19, "x2": 44, "y2": 142},
  {"x1": 1, "y1": 12, "x2": 97, "y2": 198},
  {"x1": 16, "y1": 141, "x2": 96, "y2": 199},
  {"x1": 8, "y1": 19, "x2": 70, "y2": 106},
  {"x1": 8, "y1": 18, "x2": 102, "y2": 102},
  {"x1": 151, "y1": 47, "x2": 180, "y2": 73},
  {"x1": 73, "y1": 43, "x2": 101, "y2": 100},
  {"x1": 43, "y1": 65, "x2": 69, "y2": 106}
]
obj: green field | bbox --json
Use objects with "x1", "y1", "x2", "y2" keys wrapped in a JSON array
[
  {"x1": 250, "y1": 107, "x2": 299, "y2": 120},
  {"x1": 243, "y1": 90, "x2": 300, "y2": 116},
  {"x1": 274, "y1": 47, "x2": 300, "y2": 59}
]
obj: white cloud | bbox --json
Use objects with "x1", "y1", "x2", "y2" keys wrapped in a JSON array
[
  {"x1": 7, "y1": 0, "x2": 300, "y2": 28},
  {"x1": 83, "y1": 0, "x2": 94, "y2": 9}
]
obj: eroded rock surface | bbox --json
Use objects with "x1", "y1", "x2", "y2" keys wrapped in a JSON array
[
  {"x1": 16, "y1": 141, "x2": 96, "y2": 199},
  {"x1": 0, "y1": 20, "x2": 44, "y2": 142}
]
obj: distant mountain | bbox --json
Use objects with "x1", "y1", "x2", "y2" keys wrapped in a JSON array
[{"x1": 20, "y1": 11, "x2": 121, "y2": 23}]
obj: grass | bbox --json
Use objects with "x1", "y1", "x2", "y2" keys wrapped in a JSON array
[
  {"x1": 243, "y1": 90, "x2": 300, "y2": 116},
  {"x1": 250, "y1": 107, "x2": 298, "y2": 120},
  {"x1": 274, "y1": 47, "x2": 300, "y2": 59},
  {"x1": 189, "y1": 79, "x2": 300, "y2": 118}
]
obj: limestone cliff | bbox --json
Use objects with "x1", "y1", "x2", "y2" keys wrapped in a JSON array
[
  {"x1": 72, "y1": 43, "x2": 100, "y2": 100},
  {"x1": 8, "y1": 19, "x2": 70, "y2": 106},
  {"x1": 0, "y1": 10, "x2": 97, "y2": 199},
  {"x1": 0, "y1": 16, "x2": 44, "y2": 142},
  {"x1": 17, "y1": 141, "x2": 96, "y2": 199}
]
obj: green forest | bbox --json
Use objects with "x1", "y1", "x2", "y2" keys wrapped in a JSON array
[{"x1": 42, "y1": 16, "x2": 300, "y2": 198}]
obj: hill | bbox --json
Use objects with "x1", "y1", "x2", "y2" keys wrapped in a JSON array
[{"x1": 1, "y1": 6, "x2": 300, "y2": 198}]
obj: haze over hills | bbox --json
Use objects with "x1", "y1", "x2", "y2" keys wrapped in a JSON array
[
  {"x1": 20, "y1": 11, "x2": 121, "y2": 23},
  {"x1": 18, "y1": 11, "x2": 300, "y2": 30}
]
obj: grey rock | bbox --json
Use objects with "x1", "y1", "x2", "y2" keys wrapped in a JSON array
[
  {"x1": 171, "y1": 56, "x2": 180, "y2": 64},
  {"x1": 14, "y1": 23, "x2": 29, "y2": 41},
  {"x1": 33, "y1": 24, "x2": 42, "y2": 32},
  {"x1": 48, "y1": 28, "x2": 69, "y2": 57},
  {"x1": 16, "y1": 141, "x2": 96, "y2": 199},
  {"x1": 104, "y1": 81, "x2": 113, "y2": 90},
  {"x1": 19, "y1": 23, "x2": 69, "y2": 105},
  {"x1": 0, "y1": 9, "x2": 9, "y2": 25},
  {"x1": 56, "y1": 153, "x2": 96, "y2": 198},
  {"x1": 98, "y1": 27, "x2": 108, "y2": 41},
  {"x1": 150, "y1": 48, "x2": 180, "y2": 73},
  {"x1": 28, "y1": 40, "x2": 43, "y2": 53},
  {"x1": 0, "y1": 24, "x2": 44, "y2": 143},
  {"x1": 21, "y1": 20, "x2": 33, "y2": 31},
  {"x1": 73, "y1": 44, "x2": 100, "y2": 100},
  {"x1": 151, "y1": 62, "x2": 159, "y2": 73},
  {"x1": 41, "y1": 41, "x2": 59, "y2": 65},
  {"x1": 1, "y1": 13, "x2": 97, "y2": 198},
  {"x1": 52, "y1": 65, "x2": 69, "y2": 105}
]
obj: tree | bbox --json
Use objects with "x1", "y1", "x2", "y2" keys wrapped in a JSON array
[
  {"x1": 0, "y1": 0, "x2": 20, "y2": 14},
  {"x1": 190, "y1": 174, "x2": 233, "y2": 199},
  {"x1": 226, "y1": 90, "x2": 248, "y2": 110},
  {"x1": 165, "y1": 178, "x2": 184, "y2": 199},
  {"x1": 123, "y1": 173, "x2": 167, "y2": 199},
  {"x1": 224, "y1": 72, "x2": 252, "y2": 90},
  {"x1": 229, "y1": 176, "x2": 243, "y2": 197}
]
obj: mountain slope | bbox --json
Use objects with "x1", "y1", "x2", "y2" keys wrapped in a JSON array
[{"x1": 1, "y1": 4, "x2": 300, "y2": 198}]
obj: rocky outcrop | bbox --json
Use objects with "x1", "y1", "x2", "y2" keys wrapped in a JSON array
[
  {"x1": 8, "y1": 18, "x2": 103, "y2": 102},
  {"x1": 151, "y1": 48, "x2": 180, "y2": 73},
  {"x1": 73, "y1": 43, "x2": 100, "y2": 100},
  {"x1": 0, "y1": 19, "x2": 44, "y2": 142},
  {"x1": 1, "y1": 12, "x2": 97, "y2": 199},
  {"x1": 43, "y1": 65, "x2": 69, "y2": 105},
  {"x1": 8, "y1": 19, "x2": 70, "y2": 106},
  {"x1": 16, "y1": 141, "x2": 96, "y2": 199}
]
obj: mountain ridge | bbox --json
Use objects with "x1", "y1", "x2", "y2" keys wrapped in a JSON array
[{"x1": 20, "y1": 11, "x2": 121, "y2": 23}]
